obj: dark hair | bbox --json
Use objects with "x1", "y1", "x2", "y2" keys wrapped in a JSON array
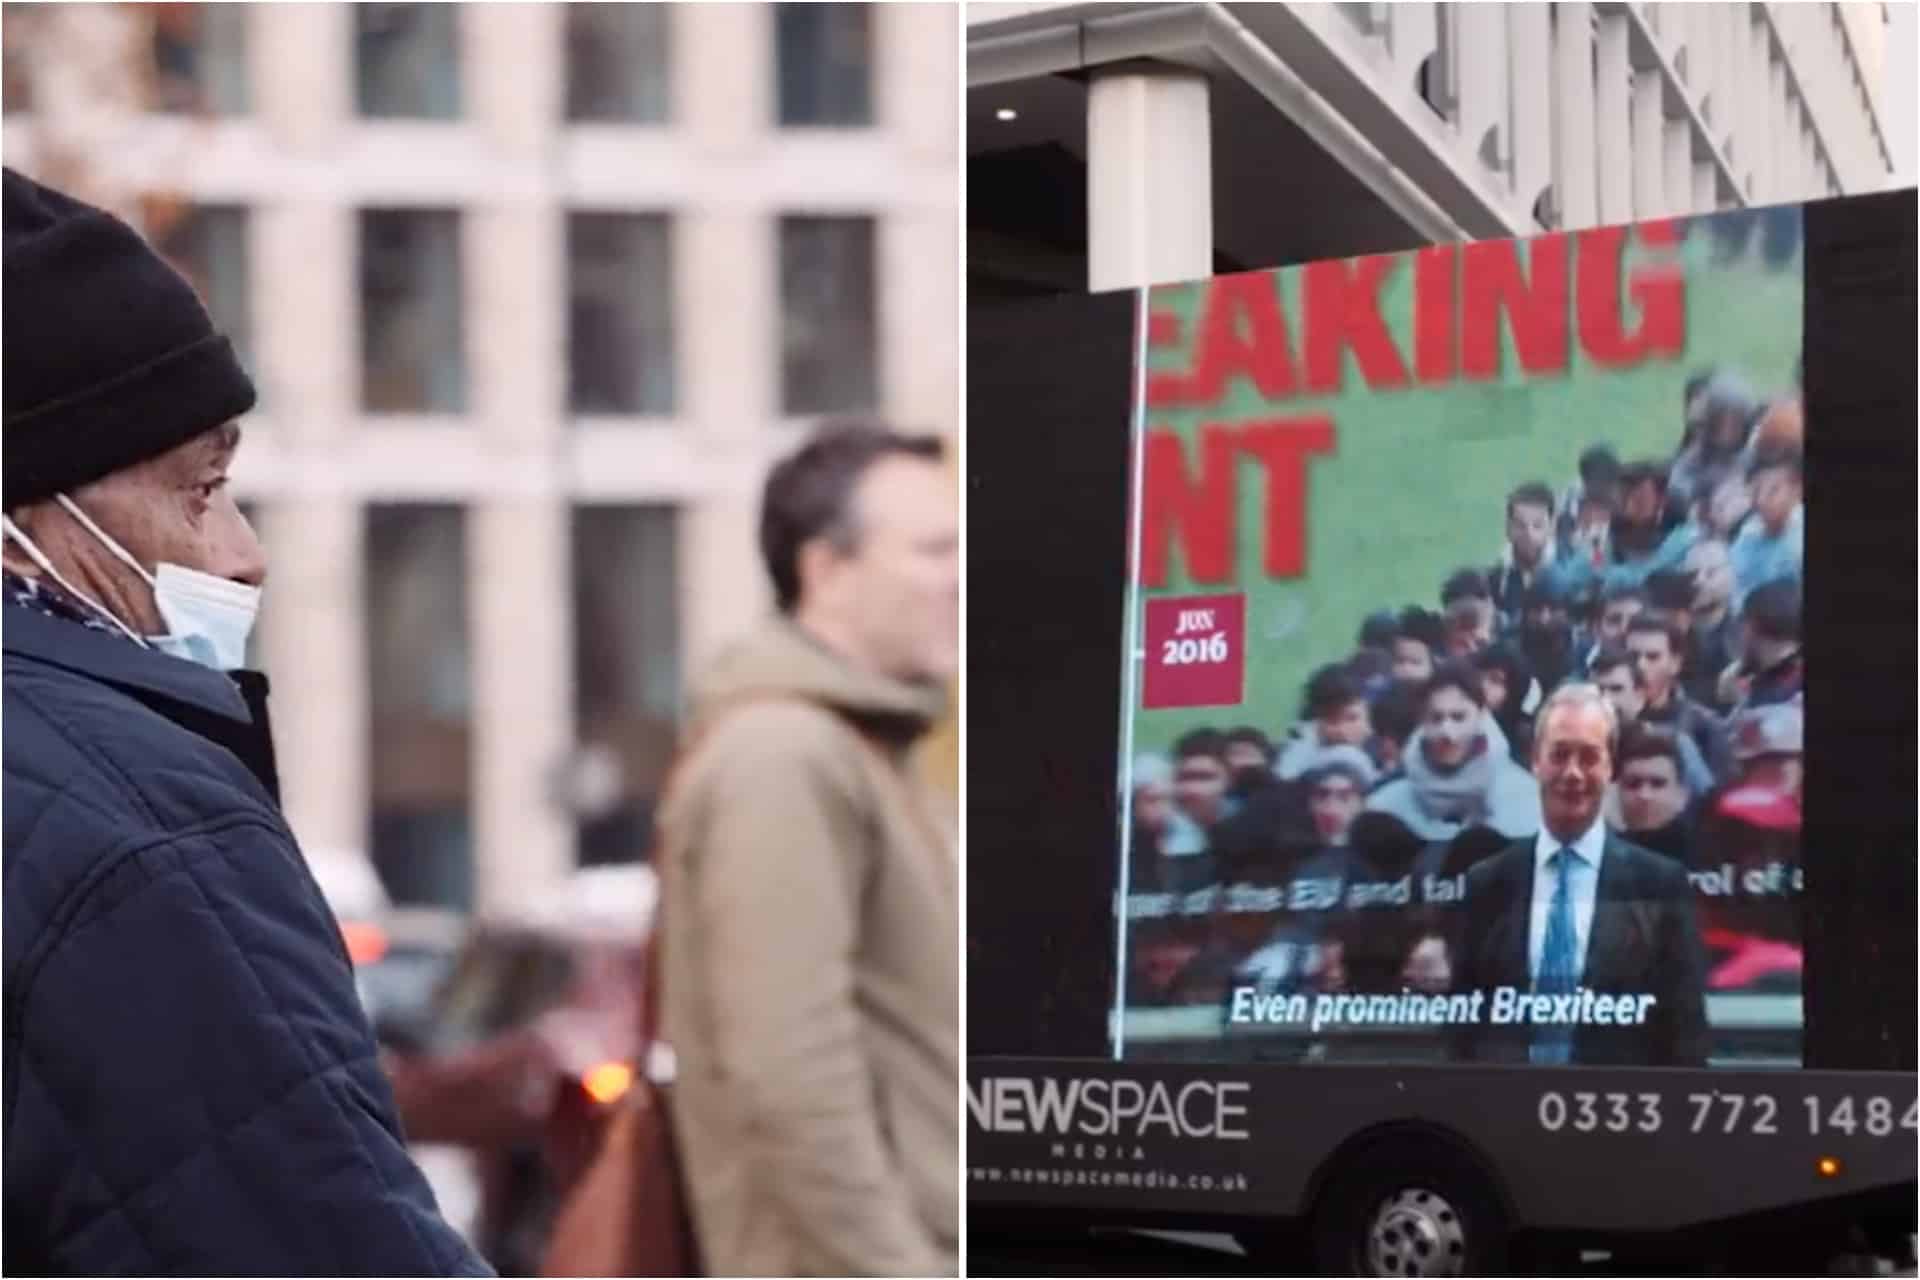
[
  {"x1": 1644, "y1": 569, "x2": 1696, "y2": 613},
  {"x1": 759, "y1": 421, "x2": 944, "y2": 612},
  {"x1": 1224, "y1": 726, "x2": 1273, "y2": 763},
  {"x1": 1618, "y1": 724, "x2": 1686, "y2": 778},
  {"x1": 1627, "y1": 610, "x2": 1685, "y2": 656},
  {"x1": 1395, "y1": 606, "x2": 1447, "y2": 655},
  {"x1": 1589, "y1": 645, "x2": 1644, "y2": 687},
  {"x1": 1358, "y1": 609, "x2": 1400, "y2": 651},
  {"x1": 1440, "y1": 568, "x2": 1492, "y2": 607},
  {"x1": 1601, "y1": 582, "x2": 1647, "y2": 609},
  {"x1": 1578, "y1": 444, "x2": 1621, "y2": 488},
  {"x1": 1742, "y1": 578, "x2": 1802, "y2": 642},
  {"x1": 1619, "y1": 459, "x2": 1669, "y2": 495},
  {"x1": 1506, "y1": 482, "x2": 1556, "y2": 520},
  {"x1": 1347, "y1": 647, "x2": 1393, "y2": 686},
  {"x1": 1747, "y1": 443, "x2": 1804, "y2": 484},
  {"x1": 1173, "y1": 728, "x2": 1228, "y2": 764},
  {"x1": 1371, "y1": 680, "x2": 1423, "y2": 745},
  {"x1": 1303, "y1": 663, "x2": 1363, "y2": 720},
  {"x1": 1421, "y1": 660, "x2": 1486, "y2": 711},
  {"x1": 1518, "y1": 579, "x2": 1568, "y2": 613}
]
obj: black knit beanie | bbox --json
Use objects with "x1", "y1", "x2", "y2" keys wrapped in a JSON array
[{"x1": 3, "y1": 167, "x2": 256, "y2": 510}]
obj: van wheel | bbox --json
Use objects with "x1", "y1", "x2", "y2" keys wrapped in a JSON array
[{"x1": 1311, "y1": 1142, "x2": 1508, "y2": 1277}]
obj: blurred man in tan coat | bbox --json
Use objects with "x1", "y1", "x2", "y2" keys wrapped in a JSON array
[{"x1": 657, "y1": 424, "x2": 959, "y2": 1277}]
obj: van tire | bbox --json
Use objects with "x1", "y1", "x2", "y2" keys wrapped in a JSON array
[{"x1": 1310, "y1": 1139, "x2": 1509, "y2": 1277}]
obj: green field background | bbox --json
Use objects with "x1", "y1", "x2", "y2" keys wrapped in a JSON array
[{"x1": 1133, "y1": 219, "x2": 1803, "y2": 754}]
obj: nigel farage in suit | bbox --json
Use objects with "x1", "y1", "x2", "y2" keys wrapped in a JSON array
[{"x1": 1450, "y1": 687, "x2": 1711, "y2": 1067}]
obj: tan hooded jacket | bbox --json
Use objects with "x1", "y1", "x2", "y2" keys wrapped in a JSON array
[{"x1": 656, "y1": 619, "x2": 958, "y2": 1277}]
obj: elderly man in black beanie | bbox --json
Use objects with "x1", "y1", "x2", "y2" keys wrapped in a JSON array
[{"x1": 1, "y1": 169, "x2": 489, "y2": 1276}]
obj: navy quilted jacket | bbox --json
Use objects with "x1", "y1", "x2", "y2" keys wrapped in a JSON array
[{"x1": 3, "y1": 605, "x2": 490, "y2": 1277}]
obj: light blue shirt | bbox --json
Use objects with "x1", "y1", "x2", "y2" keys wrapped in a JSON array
[
  {"x1": 1528, "y1": 817, "x2": 1607, "y2": 983},
  {"x1": 1729, "y1": 506, "x2": 1803, "y2": 607}
]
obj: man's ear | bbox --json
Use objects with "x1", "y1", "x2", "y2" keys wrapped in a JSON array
[{"x1": 794, "y1": 535, "x2": 843, "y2": 609}]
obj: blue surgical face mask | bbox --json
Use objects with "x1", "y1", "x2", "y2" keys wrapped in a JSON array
[{"x1": 1, "y1": 495, "x2": 261, "y2": 672}]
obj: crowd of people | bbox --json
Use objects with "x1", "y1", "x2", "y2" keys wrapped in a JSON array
[{"x1": 1127, "y1": 362, "x2": 1806, "y2": 1044}]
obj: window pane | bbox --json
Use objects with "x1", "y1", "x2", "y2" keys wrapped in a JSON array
[
  {"x1": 152, "y1": 202, "x2": 254, "y2": 384},
  {"x1": 151, "y1": 2, "x2": 248, "y2": 115},
  {"x1": 355, "y1": 3, "x2": 460, "y2": 119},
  {"x1": 779, "y1": 216, "x2": 877, "y2": 415},
  {"x1": 360, "y1": 209, "x2": 466, "y2": 413},
  {"x1": 567, "y1": 213, "x2": 674, "y2": 415},
  {"x1": 366, "y1": 504, "x2": 473, "y2": 909},
  {"x1": 775, "y1": 3, "x2": 871, "y2": 126},
  {"x1": 564, "y1": 2, "x2": 668, "y2": 123},
  {"x1": 572, "y1": 506, "x2": 679, "y2": 868}
]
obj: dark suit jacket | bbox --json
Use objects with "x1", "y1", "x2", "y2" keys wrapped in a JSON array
[{"x1": 1449, "y1": 833, "x2": 1710, "y2": 1066}]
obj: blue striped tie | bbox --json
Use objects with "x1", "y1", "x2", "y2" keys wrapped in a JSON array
[{"x1": 1531, "y1": 849, "x2": 1579, "y2": 1065}]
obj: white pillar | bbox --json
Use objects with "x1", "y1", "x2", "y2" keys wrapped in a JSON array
[
  {"x1": 1664, "y1": 119, "x2": 1692, "y2": 215},
  {"x1": 1086, "y1": 66, "x2": 1211, "y2": 291},
  {"x1": 1711, "y1": 3, "x2": 1735, "y2": 149},
  {"x1": 464, "y1": 10, "x2": 575, "y2": 909},
  {"x1": 1596, "y1": 15, "x2": 1634, "y2": 225},
  {"x1": 252, "y1": 1, "x2": 348, "y2": 154},
  {"x1": 877, "y1": 0, "x2": 956, "y2": 163},
  {"x1": 1456, "y1": 3, "x2": 1508, "y2": 177},
  {"x1": 1632, "y1": 71, "x2": 1666, "y2": 218},
  {"x1": 881, "y1": 209, "x2": 958, "y2": 438},
  {"x1": 257, "y1": 503, "x2": 368, "y2": 858},
  {"x1": 1553, "y1": 1, "x2": 1599, "y2": 230},
  {"x1": 467, "y1": 202, "x2": 564, "y2": 448},
  {"x1": 1770, "y1": 61, "x2": 1793, "y2": 202},
  {"x1": 680, "y1": 2, "x2": 771, "y2": 156},
  {"x1": 1891, "y1": 0, "x2": 1917, "y2": 187},
  {"x1": 1748, "y1": 17, "x2": 1772, "y2": 199},
  {"x1": 1509, "y1": 3, "x2": 1553, "y2": 221},
  {"x1": 469, "y1": 501, "x2": 575, "y2": 911},
  {"x1": 1692, "y1": 160, "x2": 1717, "y2": 212},
  {"x1": 467, "y1": 2, "x2": 562, "y2": 160}
]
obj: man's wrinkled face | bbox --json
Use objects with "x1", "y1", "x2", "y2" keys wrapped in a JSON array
[
  {"x1": 1626, "y1": 629, "x2": 1681, "y2": 703},
  {"x1": 1534, "y1": 701, "x2": 1614, "y2": 840},
  {"x1": 1599, "y1": 597, "x2": 1643, "y2": 646},
  {"x1": 1173, "y1": 753, "x2": 1229, "y2": 827},
  {"x1": 1686, "y1": 541, "x2": 1734, "y2": 612},
  {"x1": 1308, "y1": 774, "x2": 1363, "y2": 845},
  {"x1": 810, "y1": 455, "x2": 959, "y2": 683},
  {"x1": 1, "y1": 423, "x2": 265, "y2": 636},
  {"x1": 1620, "y1": 756, "x2": 1687, "y2": 831},
  {"x1": 1752, "y1": 466, "x2": 1801, "y2": 533},
  {"x1": 1391, "y1": 638, "x2": 1434, "y2": 683},
  {"x1": 1319, "y1": 699, "x2": 1371, "y2": 748},
  {"x1": 1594, "y1": 664, "x2": 1645, "y2": 722},
  {"x1": 1420, "y1": 686, "x2": 1481, "y2": 770},
  {"x1": 1133, "y1": 779, "x2": 1173, "y2": 834},
  {"x1": 1507, "y1": 502, "x2": 1553, "y2": 564}
]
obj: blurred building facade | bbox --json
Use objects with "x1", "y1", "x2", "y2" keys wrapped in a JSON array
[
  {"x1": 969, "y1": 2, "x2": 1905, "y2": 292},
  {"x1": 2, "y1": 2, "x2": 959, "y2": 913}
]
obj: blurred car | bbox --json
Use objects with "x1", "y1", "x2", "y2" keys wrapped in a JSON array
[{"x1": 379, "y1": 866, "x2": 656, "y2": 1276}]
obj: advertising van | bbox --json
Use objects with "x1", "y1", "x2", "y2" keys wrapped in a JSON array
[{"x1": 967, "y1": 189, "x2": 1916, "y2": 1276}]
